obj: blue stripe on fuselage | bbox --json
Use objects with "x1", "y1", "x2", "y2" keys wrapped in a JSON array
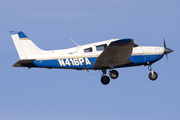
[
  {"x1": 144, "y1": 54, "x2": 164, "y2": 63},
  {"x1": 130, "y1": 54, "x2": 163, "y2": 64},
  {"x1": 32, "y1": 54, "x2": 163, "y2": 69},
  {"x1": 33, "y1": 57, "x2": 97, "y2": 69}
]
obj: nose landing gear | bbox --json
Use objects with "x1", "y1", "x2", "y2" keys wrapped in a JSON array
[{"x1": 148, "y1": 65, "x2": 158, "y2": 81}]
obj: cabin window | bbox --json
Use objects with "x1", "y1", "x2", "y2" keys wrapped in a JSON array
[
  {"x1": 84, "y1": 47, "x2": 93, "y2": 53},
  {"x1": 96, "y1": 44, "x2": 107, "y2": 51}
]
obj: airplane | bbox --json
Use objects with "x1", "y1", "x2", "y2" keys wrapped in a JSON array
[{"x1": 10, "y1": 31, "x2": 173, "y2": 85}]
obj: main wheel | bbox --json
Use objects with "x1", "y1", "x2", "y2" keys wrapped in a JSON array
[
  {"x1": 109, "y1": 70, "x2": 119, "y2": 79},
  {"x1": 101, "y1": 76, "x2": 110, "y2": 85},
  {"x1": 148, "y1": 71, "x2": 158, "y2": 81}
]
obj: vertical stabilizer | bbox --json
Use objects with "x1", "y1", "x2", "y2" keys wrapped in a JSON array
[{"x1": 10, "y1": 31, "x2": 46, "y2": 59}]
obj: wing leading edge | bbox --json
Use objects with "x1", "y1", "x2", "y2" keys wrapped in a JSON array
[{"x1": 93, "y1": 39, "x2": 134, "y2": 69}]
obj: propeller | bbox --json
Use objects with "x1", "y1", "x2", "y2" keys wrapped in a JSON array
[{"x1": 163, "y1": 38, "x2": 173, "y2": 61}]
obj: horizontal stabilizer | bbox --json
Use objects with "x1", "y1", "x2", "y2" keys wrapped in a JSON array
[{"x1": 12, "y1": 59, "x2": 36, "y2": 67}]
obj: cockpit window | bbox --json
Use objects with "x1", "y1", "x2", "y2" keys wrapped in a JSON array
[
  {"x1": 133, "y1": 43, "x2": 138, "y2": 47},
  {"x1": 84, "y1": 47, "x2": 93, "y2": 53},
  {"x1": 96, "y1": 44, "x2": 107, "y2": 51}
]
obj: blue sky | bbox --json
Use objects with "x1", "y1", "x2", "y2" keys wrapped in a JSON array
[{"x1": 0, "y1": 0, "x2": 179, "y2": 120}]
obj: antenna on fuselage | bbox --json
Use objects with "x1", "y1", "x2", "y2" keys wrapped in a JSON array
[
  {"x1": 46, "y1": 46, "x2": 54, "y2": 53},
  {"x1": 70, "y1": 38, "x2": 80, "y2": 47}
]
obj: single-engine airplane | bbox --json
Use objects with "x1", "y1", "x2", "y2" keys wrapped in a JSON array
[{"x1": 10, "y1": 31, "x2": 173, "y2": 85}]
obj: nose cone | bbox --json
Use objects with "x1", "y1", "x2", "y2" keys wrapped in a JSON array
[{"x1": 164, "y1": 48, "x2": 173, "y2": 55}]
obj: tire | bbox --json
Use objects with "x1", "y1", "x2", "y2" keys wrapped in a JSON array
[
  {"x1": 148, "y1": 71, "x2": 158, "y2": 81},
  {"x1": 101, "y1": 76, "x2": 110, "y2": 85},
  {"x1": 109, "y1": 70, "x2": 119, "y2": 79}
]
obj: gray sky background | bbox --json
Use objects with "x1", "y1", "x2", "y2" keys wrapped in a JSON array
[{"x1": 0, "y1": 0, "x2": 179, "y2": 120}]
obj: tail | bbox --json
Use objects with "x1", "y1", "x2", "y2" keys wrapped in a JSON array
[{"x1": 10, "y1": 31, "x2": 47, "y2": 59}]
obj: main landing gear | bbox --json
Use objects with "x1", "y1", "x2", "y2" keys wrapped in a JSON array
[
  {"x1": 101, "y1": 69, "x2": 119, "y2": 85},
  {"x1": 100, "y1": 65, "x2": 158, "y2": 85},
  {"x1": 148, "y1": 65, "x2": 158, "y2": 81},
  {"x1": 109, "y1": 70, "x2": 119, "y2": 79}
]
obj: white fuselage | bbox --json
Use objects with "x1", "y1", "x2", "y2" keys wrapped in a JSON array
[{"x1": 35, "y1": 39, "x2": 164, "y2": 61}]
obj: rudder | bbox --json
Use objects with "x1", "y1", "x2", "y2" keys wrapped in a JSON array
[{"x1": 10, "y1": 31, "x2": 46, "y2": 59}]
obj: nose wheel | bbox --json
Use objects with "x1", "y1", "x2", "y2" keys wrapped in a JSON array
[
  {"x1": 149, "y1": 71, "x2": 158, "y2": 81},
  {"x1": 148, "y1": 65, "x2": 158, "y2": 81}
]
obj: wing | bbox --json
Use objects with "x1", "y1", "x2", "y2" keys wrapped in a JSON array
[{"x1": 93, "y1": 39, "x2": 134, "y2": 69}]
